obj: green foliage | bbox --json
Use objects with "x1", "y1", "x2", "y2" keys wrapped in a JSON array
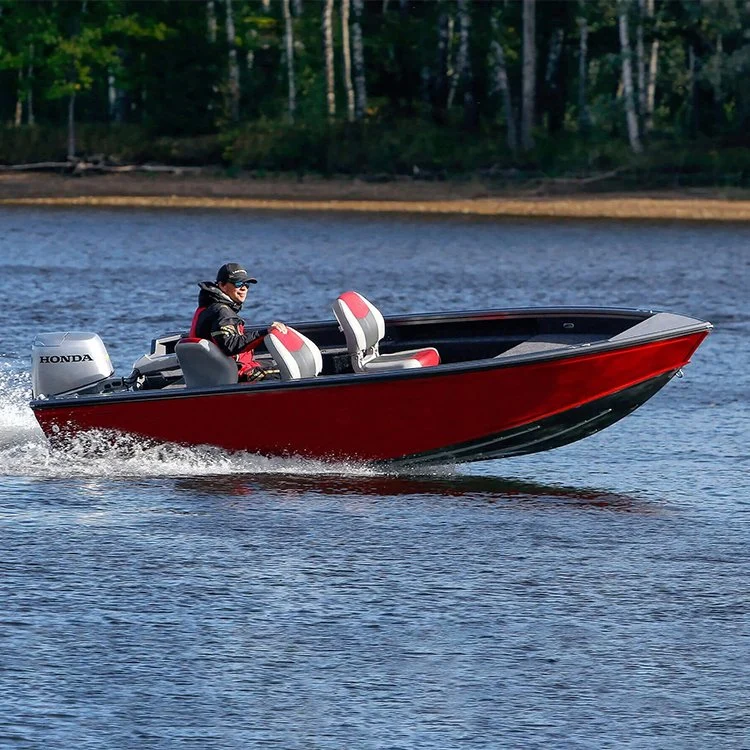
[
  {"x1": 1, "y1": 0, "x2": 750, "y2": 184},
  {"x1": 223, "y1": 117, "x2": 514, "y2": 176}
]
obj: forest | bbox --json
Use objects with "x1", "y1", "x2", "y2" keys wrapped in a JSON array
[{"x1": 1, "y1": 0, "x2": 750, "y2": 188}]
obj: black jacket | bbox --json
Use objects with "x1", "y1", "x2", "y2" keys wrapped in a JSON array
[{"x1": 193, "y1": 282, "x2": 268, "y2": 357}]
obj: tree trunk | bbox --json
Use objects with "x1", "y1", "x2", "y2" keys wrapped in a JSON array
[
  {"x1": 26, "y1": 46, "x2": 35, "y2": 126},
  {"x1": 67, "y1": 91, "x2": 76, "y2": 160},
  {"x1": 323, "y1": 0, "x2": 336, "y2": 121},
  {"x1": 687, "y1": 43, "x2": 696, "y2": 136},
  {"x1": 108, "y1": 70, "x2": 117, "y2": 121},
  {"x1": 447, "y1": 0, "x2": 470, "y2": 111},
  {"x1": 206, "y1": 0, "x2": 217, "y2": 44},
  {"x1": 282, "y1": 0, "x2": 296, "y2": 122},
  {"x1": 433, "y1": 7, "x2": 451, "y2": 120},
  {"x1": 618, "y1": 1, "x2": 642, "y2": 153},
  {"x1": 225, "y1": 0, "x2": 240, "y2": 122},
  {"x1": 26, "y1": 81, "x2": 34, "y2": 126},
  {"x1": 490, "y1": 39, "x2": 518, "y2": 153},
  {"x1": 490, "y1": 32, "x2": 517, "y2": 153},
  {"x1": 577, "y1": 12, "x2": 590, "y2": 133},
  {"x1": 545, "y1": 28, "x2": 564, "y2": 90},
  {"x1": 544, "y1": 27, "x2": 564, "y2": 133},
  {"x1": 636, "y1": 0, "x2": 646, "y2": 121},
  {"x1": 352, "y1": 0, "x2": 367, "y2": 120},
  {"x1": 644, "y1": 0, "x2": 658, "y2": 133},
  {"x1": 714, "y1": 33, "x2": 723, "y2": 116},
  {"x1": 521, "y1": 0, "x2": 536, "y2": 151},
  {"x1": 15, "y1": 69, "x2": 23, "y2": 127},
  {"x1": 341, "y1": 0, "x2": 355, "y2": 122}
]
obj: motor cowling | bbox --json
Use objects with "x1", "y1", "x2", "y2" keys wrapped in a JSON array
[{"x1": 31, "y1": 332, "x2": 114, "y2": 399}]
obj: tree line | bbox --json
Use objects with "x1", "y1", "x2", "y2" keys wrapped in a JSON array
[{"x1": 1, "y1": 0, "x2": 750, "y2": 184}]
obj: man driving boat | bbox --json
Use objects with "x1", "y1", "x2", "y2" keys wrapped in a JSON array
[{"x1": 190, "y1": 263, "x2": 286, "y2": 381}]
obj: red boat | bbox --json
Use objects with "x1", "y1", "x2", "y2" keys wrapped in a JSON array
[{"x1": 29, "y1": 297, "x2": 711, "y2": 466}]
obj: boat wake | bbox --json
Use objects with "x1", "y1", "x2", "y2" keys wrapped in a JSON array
[
  {"x1": 0, "y1": 365, "x2": 414, "y2": 480},
  {"x1": 0, "y1": 366, "x2": 655, "y2": 513}
]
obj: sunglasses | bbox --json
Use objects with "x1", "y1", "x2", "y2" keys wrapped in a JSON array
[{"x1": 231, "y1": 280, "x2": 253, "y2": 289}]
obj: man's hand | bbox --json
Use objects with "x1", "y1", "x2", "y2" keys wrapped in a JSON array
[
  {"x1": 246, "y1": 366, "x2": 266, "y2": 382},
  {"x1": 270, "y1": 321, "x2": 288, "y2": 334}
]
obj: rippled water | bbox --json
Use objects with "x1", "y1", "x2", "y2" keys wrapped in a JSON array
[{"x1": 1, "y1": 207, "x2": 748, "y2": 749}]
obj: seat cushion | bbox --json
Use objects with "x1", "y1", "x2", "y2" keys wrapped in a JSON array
[{"x1": 361, "y1": 347, "x2": 440, "y2": 372}]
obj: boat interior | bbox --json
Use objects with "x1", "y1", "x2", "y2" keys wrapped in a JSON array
[
  {"x1": 131, "y1": 305, "x2": 694, "y2": 390},
  {"x1": 31, "y1": 296, "x2": 707, "y2": 401}
]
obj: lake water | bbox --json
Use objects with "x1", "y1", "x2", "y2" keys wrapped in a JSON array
[{"x1": 0, "y1": 207, "x2": 748, "y2": 749}]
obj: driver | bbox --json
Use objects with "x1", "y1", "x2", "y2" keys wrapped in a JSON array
[{"x1": 190, "y1": 263, "x2": 287, "y2": 381}]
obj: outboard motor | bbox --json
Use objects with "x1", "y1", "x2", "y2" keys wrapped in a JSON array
[{"x1": 31, "y1": 332, "x2": 114, "y2": 399}]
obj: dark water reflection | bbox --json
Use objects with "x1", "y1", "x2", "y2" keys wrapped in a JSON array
[
  {"x1": 174, "y1": 472, "x2": 659, "y2": 514},
  {"x1": 0, "y1": 207, "x2": 747, "y2": 749}
]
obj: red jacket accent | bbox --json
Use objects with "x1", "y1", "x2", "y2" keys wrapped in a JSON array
[{"x1": 189, "y1": 307, "x2": 205, "y2": 338}]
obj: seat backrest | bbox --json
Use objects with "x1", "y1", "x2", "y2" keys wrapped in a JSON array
[
  {"x1": 265, "y1": 326, "x2": 323, "y2": 381},
  {"x1": 332, "y1": 291, "x2": 385, "y2": 368},
  {"x1": 175, "y1": 337, "x2": 238, "y2": 388}
]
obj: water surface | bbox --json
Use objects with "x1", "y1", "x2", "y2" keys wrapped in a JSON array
[{"x1": 0, "y1": 208, "x2": 747, "y2": 749}]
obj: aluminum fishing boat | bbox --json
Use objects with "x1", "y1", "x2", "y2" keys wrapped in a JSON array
[{"x1": 29, "y1": 294, "x2": 712, "y2": 465}]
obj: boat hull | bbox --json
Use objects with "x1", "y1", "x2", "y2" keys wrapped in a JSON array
[{"x1": 31, "y1": 330, "x2": 708, "y2": 465}]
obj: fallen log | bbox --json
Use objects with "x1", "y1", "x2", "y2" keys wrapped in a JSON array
[{"x1": 0, "y1": 160, "x2": 204, "y2": 175}]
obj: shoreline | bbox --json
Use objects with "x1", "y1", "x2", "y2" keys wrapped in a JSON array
[{"x1": 3, "y1": 173, "x2": 750, "y2": 221}]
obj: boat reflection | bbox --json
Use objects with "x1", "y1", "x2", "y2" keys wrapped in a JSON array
[{"x1": 172, "y1": 471, "x2": 658, "y2": 514}]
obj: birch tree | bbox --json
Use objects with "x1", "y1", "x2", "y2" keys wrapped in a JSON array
[
  {"x1": 341, "y1": 0, "x2": 355, "y2": 122},
  {"x1": 490, "y1": 17, "x2": 517, "y2": 152},
  {"x1": 433, "y1": 5, "x2": 452, "y2": 120},
  {"x1": 26, "y1": 49, "x2": 35, "y2": 125},
  {"x1": 618, "y1": 0, "x2": 642, "y2": 152},
  {"x1": 544, "y1": 26, "x2": 564, "y2": 132},
  {"x1": 577, "y1": 8, "x2": 590, "y2": 133},
  {"x1": 636, "y1": 0, "x2": 646, "y2": 121},
  {"x1": 323, "y1": 0, "x2": 336, "y2": 121},
  {"x1": 521, "y1": 0, "x2": 536, "y2": 151},
  {"x1": 351, "y1": 0, "x2": 367, "y2": 120},
  {"x1": 0, "y1": 5, "x2": 46, "y2": 129},
  {"x1": 282, "y1": 0, "x2": 296, "y2": 122},
  {"x1": 644, "y1": 0, "x2": 659, "y2": 133},
  {"x1": 14, "y1": 69, "x2": 23, "y2": 126},
  {"x1": 46, "y1": 1, "x2": 94, "y2": 159},
  {"x1": 712, "y1": 33, "x2": 724, "y2": 122},
  {"x1": 206, "y1": 0, "x2": 217, "y2": 44},
  {"x1": 545, "y1": 29, "x2": 564, "y2": 91},
  {"x1": 687, "y1": 42, "x2": 696, "y2": 135},
  {"x1": 447, "y1": 0, "x2": 470, "y2": 111},
  {"x1": 225, "y1": 0, "x2": 240, "y2": 122}
]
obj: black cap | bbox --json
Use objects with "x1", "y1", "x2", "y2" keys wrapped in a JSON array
[{"x1": 216, "y1": 263, "x2": 257, "y2": 285}]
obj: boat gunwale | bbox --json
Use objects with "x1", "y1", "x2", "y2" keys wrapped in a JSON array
[{"x1": 29, "y1": 307, "x2": 712, "y2": 411}]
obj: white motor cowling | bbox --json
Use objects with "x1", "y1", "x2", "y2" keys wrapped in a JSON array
[{"x1": 32, "y1": 332, "x2": 114, "y2": 399}]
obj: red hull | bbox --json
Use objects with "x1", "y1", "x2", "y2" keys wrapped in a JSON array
[{"x1": 32, "y1": 331, "x2": 708, "y2": 463}]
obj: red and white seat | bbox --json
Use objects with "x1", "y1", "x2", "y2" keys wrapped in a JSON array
[
  {"x1": 332, "y1": 291, "x2": 440, "y2": 373},
  {"x1": 175, "y1": 337, "x2": 239, "y2": 388},
  {"x1": 265, "y1": 326, "x2": 323, "y2": 381}
]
